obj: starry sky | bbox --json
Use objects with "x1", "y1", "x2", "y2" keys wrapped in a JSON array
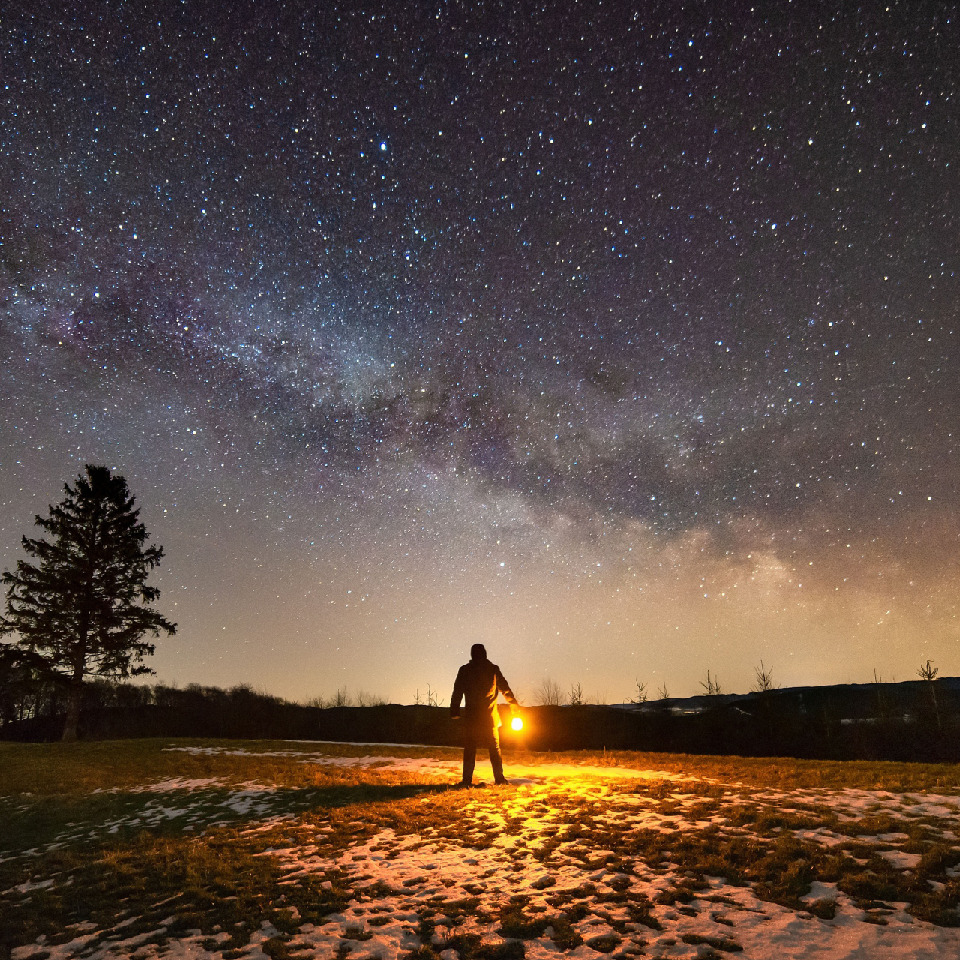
[{"x1": 1, "y1": 1, "x2": 958, "y2": 706}]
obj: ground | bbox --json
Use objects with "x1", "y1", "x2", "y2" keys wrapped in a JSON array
[{"x1": 2, "y1": 740, "x2": 960, "y2": 959}]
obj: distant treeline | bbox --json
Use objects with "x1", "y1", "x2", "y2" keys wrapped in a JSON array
[
  {"x1": 537, "y1": 678, "x2": 960, "y2": 763},
  {"x1": 0, "y1": 679, "x2": 459, "y2": 745},
  {"x1": 3, "y1": 676, "x2": 960, "y2": 762}
]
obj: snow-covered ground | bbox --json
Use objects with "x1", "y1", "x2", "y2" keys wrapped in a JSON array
[{"x1": 8, "y1": 745, "x2": 960, "y2": 960}]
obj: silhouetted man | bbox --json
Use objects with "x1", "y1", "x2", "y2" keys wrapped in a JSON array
[{"x1": 450, "y1": 643, "x2": 520, "y2": 786}]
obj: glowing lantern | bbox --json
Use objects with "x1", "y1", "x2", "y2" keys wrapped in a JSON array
[{"x1": 510, "y1": 716, "x2": 524, "y2": 732}]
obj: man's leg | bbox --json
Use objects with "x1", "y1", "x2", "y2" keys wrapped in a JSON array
[
  {"x1": 488, "y1": 727, "x2": 508, "y2": 784},
  {"x1": 462, "y1": 741, "x2": 477, "y2": 786}
]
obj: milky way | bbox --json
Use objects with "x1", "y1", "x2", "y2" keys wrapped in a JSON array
[{"x1": 1, "y1": 2, "x2": 958, "y2": 703}]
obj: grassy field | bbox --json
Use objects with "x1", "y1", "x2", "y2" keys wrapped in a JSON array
[{"x1": 3, "y1": 739, "x2": 960, "y2": 959}]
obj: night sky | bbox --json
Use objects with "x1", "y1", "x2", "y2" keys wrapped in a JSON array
[{"x1": 2, "y1": 2, "x2": 958, "y2": 705}]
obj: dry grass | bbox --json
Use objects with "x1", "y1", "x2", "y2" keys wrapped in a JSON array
[
  {"x1": 0, "y1": 738, "x2": 460, "y2": 794},
  {"x1": 3, "y1": 739, "x2": 960, "y2": 957},
  {"x1": 509, "y1": 747, "x2": 960, "y2": 794}
]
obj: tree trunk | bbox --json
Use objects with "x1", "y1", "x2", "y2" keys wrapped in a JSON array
[
  {"x1": 63, "y1": 628, "x2": 88, "y2": 742},
  {"x1": 61, "y1": 687, "x2": 80, "y2": 743},
  {"x1": 62, "y1": 665, "x2": 84, "y2": 742},
  {"x1": 930, "y1": 681, "x2": 942, "y2": 734},
  {"x1": 62, "y1": 681, "x2": 82, "y2": 741}
]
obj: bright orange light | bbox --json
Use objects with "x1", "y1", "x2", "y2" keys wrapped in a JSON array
[{"x1": 510, "y1": 716, "x2": 524, "y2": 731}]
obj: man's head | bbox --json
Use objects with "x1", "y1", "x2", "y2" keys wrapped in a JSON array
[{"x1": 470, "y1": 643, "x2": 487, "y2": 661}]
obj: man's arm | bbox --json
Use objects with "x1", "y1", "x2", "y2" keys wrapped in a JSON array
[
  {"x1": 450, "y1": 666, "x2": 466, "y2": 717},
  {"x1": 495, "y1": 666, "x2": 520, "y2": 709}
]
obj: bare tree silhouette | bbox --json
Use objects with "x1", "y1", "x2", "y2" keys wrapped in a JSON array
[
  {"x1": 918, "y1": 659, "x2": 939, "y2": 682},
  {"x1": 918, "y1": 659, "x2": 942, "y2": 733},
  {"x1": 753, "y1": 660, "x2": 778, "y2": 693},
  {"x1": 700, "y1": 671, "x2": 723, "y2": 696},
  {"x1": 535, "y1": 677, "x2": 564, "y2": 706}
]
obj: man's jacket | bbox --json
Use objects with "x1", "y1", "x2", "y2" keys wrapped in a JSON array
[{"x1": 450, "y1": 657, "x2": 519, "y2": 730}]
